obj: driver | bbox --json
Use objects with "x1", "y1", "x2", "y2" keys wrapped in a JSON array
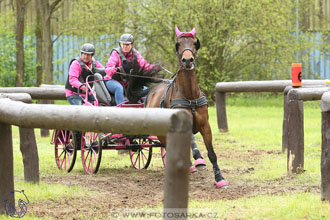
[
  {"x1": 104, "y1": 33, "x2": 156, "y2": 105},
  {"x1": 65, "y1": 43, "x2": 104, "y2": 105}
]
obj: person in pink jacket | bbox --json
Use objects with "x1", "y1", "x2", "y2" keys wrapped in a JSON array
[
  {"x1": 104, "y1": 34, "x2": 156, "y2": 105},
  {"x1": 65, "y1": 43, "x2": 104, "y2": 105}
]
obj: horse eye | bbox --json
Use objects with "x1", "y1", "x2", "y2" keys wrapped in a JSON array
[{"x1": 175, "y1": 42, "x2": 180, "y2": 52}]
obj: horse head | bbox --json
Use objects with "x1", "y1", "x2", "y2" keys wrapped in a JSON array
[{"x1": 175, "y1": 25, "x2": 200, "y2": 71}]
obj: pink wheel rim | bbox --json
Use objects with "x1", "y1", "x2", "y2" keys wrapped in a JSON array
[
  {"x1": 55, "y1": 130, "x2": 74, "y2": 170},
  {"x1": 81, "y1": 132, "x2": 100, "y2": 174}
]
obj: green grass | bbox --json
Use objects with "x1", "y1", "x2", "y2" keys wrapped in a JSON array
[
  {"x1": 190, "y1": 193, "x2": 330, "y2": 220},
  {"x1": 3, "y1": 93, "x2": 330, "y2": 219}
]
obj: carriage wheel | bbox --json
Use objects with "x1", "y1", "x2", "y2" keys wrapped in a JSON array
[
  {"x1": 54, "y1": 130, "x2": 77, "y2": 172},
  {"x1": 81, "y1": 132, "x2": 102, "y2": 174},
  {"x1": 161, "y1": 147, "x2": 166, "y2": 167},
  {"x1": 128, "y1": 137, "x2": 152, "y2": 169}
]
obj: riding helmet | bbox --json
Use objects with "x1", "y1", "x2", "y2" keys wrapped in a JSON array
[
  {"x1": 80, "y1": 43, "x2": 95, "y2": 55},
  {"x1": 119, "y1": 34, "x2": 134, "y2": 44}
]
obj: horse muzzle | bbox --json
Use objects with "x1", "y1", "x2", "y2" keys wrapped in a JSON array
[{"x1": 181, "y1": 57, "x2": 196, "y2": 70}]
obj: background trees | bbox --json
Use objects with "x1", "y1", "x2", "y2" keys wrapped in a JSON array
[{"x1": 0, "y1": 0, "x2": 328, "y2": 101}]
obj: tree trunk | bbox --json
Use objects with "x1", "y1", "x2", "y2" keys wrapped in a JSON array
[
  {"x1": 36, "y1": 0, "x2": 43, "y2": 87},
  {"x1": 38, "y1": 0, "x2": 53, "y2": 84},
  {"x1": 38, "y1": 0, "x2": 63, "y2": 85},
  {"x1": 15, "y1": 0, "x2": 25, "y2": 87}
]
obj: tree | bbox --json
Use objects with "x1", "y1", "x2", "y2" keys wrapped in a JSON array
[
  {"x1": 37, "y1": 0, "x2": 63, "y2": 85},
  {"x1": 35, "y1": 0, "x2": 42, "y2": 86},
  {"x1": 57, "y1": 0, "x2": 127, "y2": 65},
  {"x1": 15, "y1": 0, "x2": 31, "y2": 86},
  {"x1": 128, "y1": 0, "x2": 317, "y2": 102}
]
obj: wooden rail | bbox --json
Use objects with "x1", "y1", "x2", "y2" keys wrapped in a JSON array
[
  {"x1": 0, "y1": 97, "x2": 192, "y2": 218},
  {"x1": 215, "y1": 80, "x2": 327, "y2": 132}
]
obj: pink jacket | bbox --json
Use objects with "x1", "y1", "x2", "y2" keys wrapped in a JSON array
[
  {"x1": 65, "y1": 59, "x2": 104, "y2": 97},
  {"x1": 104, "y1": 49, "x2": 154, "y2": 87}
]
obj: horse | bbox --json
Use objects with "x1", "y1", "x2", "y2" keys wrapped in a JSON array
[{"x1": 145, "y1": 26, "x2": 229, "y2": 188}]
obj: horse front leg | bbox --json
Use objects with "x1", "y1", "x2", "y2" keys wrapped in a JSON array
[
  {"x1": 191, "y1": 134, "x2": 206, "y2": 170},
  {"x1": 200, "y1": 123, "x2": 228, "y2": 188}
]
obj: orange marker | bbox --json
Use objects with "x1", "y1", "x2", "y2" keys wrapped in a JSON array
[{"x1": 292, "y1": 63, "x2": 302, "y2": 87}]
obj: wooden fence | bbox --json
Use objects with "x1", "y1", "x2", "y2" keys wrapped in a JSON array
[
  {"x1": 0, "y1": 94, "x2": 192, "y2": 218},
  {"x1": 320, "y1": 92, "x2": 330, "y2": 201},
  {"x1": 284, "y1": 87, "x2": 330, "y2": 173},
  {"x1": 215, "y1": 80, "x2": 327, "y2": 132}
]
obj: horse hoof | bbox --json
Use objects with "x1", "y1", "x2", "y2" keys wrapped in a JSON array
[
  {"x1": 190, "y1": 166, "x2": 197, "y2": 173},
  {"x1": 194, "y1": 158, "x2": 206, "y2": 170},
  {"x1": 216, "y1": 180, "x2": 229, "y2": 189}
]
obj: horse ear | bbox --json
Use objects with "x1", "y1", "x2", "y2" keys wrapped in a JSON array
[
  {"x1": 195, "y1": 37, "x2": 200, "y2": 51},
  {"x1": 175, "y1": 25, "x2": 183, "y2": 37}
]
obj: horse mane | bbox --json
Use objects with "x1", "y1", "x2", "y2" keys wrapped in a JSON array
[{"x1": 126, "y1": 57, "x2": 164, "y2": 104}]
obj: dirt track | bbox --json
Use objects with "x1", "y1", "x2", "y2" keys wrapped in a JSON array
[{"x1": 28, "y1": 152, "x2": 319, "y2": 220}]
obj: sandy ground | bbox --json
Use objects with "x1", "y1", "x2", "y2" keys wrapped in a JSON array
[{"x1": 27, "y1": 149, "x2": 319, "y2": 219}]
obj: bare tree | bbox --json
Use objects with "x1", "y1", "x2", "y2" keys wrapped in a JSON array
[
  {"x1": 15, "y1": 0, "x2": 30, "y2": 86},
  {"x1": 37, "y1": 0, "x2": 63, "y2": 85},
  {"x1": 35, "y1": 0, "x2": 42, "y2": 86}
]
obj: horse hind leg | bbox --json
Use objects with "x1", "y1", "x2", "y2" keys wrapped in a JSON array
[{"x1": 191, "y1": 134, "x2": 206, "y2": 170}]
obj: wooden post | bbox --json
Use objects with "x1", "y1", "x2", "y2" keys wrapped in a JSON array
[
  {"x1": 321, "y1": 111, "x2": 330, "y2": 201},
  {"x1": 19, "y1": 127, "x2": 40, "y2": 183},
  {"x1": 0, "y1": 123, "x2": 14, "y2": 215},
  {"x1": 215, "y1": 91, "x2": 228, "y2": 132},
  {"x1": 287, "y1": 90, "x2": 304, "y2": 174},
  {"x1": 282, "y1": 86, "x2": 292, "y2": 153},
  {"x1": 320, "y1": 92, "x2": 330, "y2": 201},
  {"x1": 164, "y1": 111, "x2": 191, "y2": 219}
]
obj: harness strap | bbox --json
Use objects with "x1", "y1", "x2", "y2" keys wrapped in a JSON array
[
  {"x1": 159, "y1": 76, "x2": 208, "y2": 133},
  {"x1": 170, "y1": 95, "x2": 208, "y2": 134},
  {"x1": 169, "y1": 96, "x2": 208, "y2": 109},
  {"x1": 160, "y1": 81, "x2": 173, "y2": 108}
]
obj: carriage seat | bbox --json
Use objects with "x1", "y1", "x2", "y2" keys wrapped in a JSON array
[{"x1": 93, "y1": 73, "x2": 116, "y2": 106}]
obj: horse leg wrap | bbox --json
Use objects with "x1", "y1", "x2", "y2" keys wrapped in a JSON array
[
  {"x1": 191, "y1": 134, "x2": 203, "y2": 160},
  {"x1": 213, "y1": 165, "x2": 224, "y2": 182}
]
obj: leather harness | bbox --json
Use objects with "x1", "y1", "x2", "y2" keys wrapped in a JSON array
[{"x1": 160, "y1": 77, "x2": 208, "y2": 134}]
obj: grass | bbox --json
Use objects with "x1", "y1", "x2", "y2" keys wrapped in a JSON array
[
  {"x1": 2, "y1": 93, "x2": 330, "y2": 219},
  {"x1": 190, "y1": 193, "x2": 330, "y2": 220}
]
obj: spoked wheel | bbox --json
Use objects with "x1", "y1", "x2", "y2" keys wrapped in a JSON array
[
  {"x1": 81, "y1": 131, "x2": 102, "y2": 174},
  {"x1": 161, "y1": 147, "x2": 166, "y2": 167},
  {"x1": 128, "y1": 137, "x2": 153, "y2": 169},
  {"x1": 54, "y1": 130, "x2": 77, "y2": 172}
]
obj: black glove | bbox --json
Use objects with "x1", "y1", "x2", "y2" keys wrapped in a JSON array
[{"x1": 116, "y1": 66, "x2": 125, "y2": 73}]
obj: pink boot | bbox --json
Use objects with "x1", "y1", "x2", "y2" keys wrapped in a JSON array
[
  {"x1": 216, "y1": 180, "x2": 229, "y2": 189},
  {"x1": 194, "y1": 158, "x2": 206, "y2": 170},
  {"x1": 190, "y1": 166, "x2": 198, "y2": 173}
]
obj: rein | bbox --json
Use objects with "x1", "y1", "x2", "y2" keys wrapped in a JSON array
[{"x1": 114, "y1": 71, "x2": 170, "y2": 83}]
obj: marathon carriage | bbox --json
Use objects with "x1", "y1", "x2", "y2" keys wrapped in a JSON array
[{"x1": 51, "y1": 73, "x2": 166, "y2": 174}]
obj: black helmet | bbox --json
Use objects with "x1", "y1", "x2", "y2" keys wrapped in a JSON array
[
  {"x1": 80, "y1": 43, "x2": 95, "y2": 55},
  {"x1": 119, "y1": 34, "x2": 134, "y2": 44}
]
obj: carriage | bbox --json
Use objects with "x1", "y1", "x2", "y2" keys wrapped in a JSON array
[
  {"x1": 51, "y1": 25, "x2": 228, "y2": 188},
  {"x1": 51, "y1": 73, "x2": 166, "y2": 174}
]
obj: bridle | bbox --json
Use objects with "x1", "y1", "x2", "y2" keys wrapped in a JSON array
[{"x1": 175, "y1": 35, "x2": 200, "y2": 68}]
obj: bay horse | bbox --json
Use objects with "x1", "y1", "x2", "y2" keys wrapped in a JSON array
[{"x1": 145, "y1": 26, "x2": 228, "y2": 188}]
